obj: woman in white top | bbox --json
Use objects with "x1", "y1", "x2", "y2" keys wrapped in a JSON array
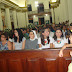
[
  {"x1": 53, "y1": 28, "x2": 68, "y2": 48},
  {"x1": 38, "y1": 28, "x2": 53, "y2": 49},
  {"x1": 13, "y1": 28, "x2": 26, "y2": 50}
]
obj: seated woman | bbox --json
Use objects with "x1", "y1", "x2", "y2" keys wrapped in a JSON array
[
  {"x1": 59, "y1": 31, "x2": 72, "y2": 57},
  {"x1": 0, "y1": 32, "x2": 12, "y2": 50},
  {"x1": 13, "y1": 29, "x2": 26, "y2": 50},
  {"x1": 38, "y1": 28, "x2": 53, "y2": 49},
  {"x1": 25, "y1": 30, "x2": 38, "y2": 49},
  {"x1": 53, "y1": 28, "x2": 68, "y2": 48}
]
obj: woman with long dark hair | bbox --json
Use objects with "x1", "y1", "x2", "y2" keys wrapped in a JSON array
[
  {"x1": 53, "y1": 28, "x2": 68, "y2": 48},
  {"x1": 38, "y1": 28, "x2": 53, "y2": 48},
  {"x1": 13, "y1": 28, "x2": 26, "y2": 50}
]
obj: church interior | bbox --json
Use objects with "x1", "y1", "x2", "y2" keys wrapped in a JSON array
[{"x1": 0, "y1": 0, "x2": 72, "y2": 72}]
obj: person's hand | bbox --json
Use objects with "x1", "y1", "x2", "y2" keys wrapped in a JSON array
[
  {"x1": 59, "y1": 50, "x2": 63, "y2": 57},
  {"x1": 70, "y1": 51, "x2": 72, "y2": 57}
]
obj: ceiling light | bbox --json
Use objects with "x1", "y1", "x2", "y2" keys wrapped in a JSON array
[
  {"x1": 33, "y1": 15, "x2": 36, "y2": 18},
  {"x1": 35, "y1": 1, "x2": 39, "y2": 7},
  {"x1": 51, "y1": 0, "x2": 57, "y2": 2},
  {"x1": 45, "y1": 14, "x2": 48, "y2": 16}
]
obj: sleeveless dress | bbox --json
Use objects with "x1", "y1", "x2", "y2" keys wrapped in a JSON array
[{"x1": 0, "y1": 41, "x2": 8, "y2": 50}]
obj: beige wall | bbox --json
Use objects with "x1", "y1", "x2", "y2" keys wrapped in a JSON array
[
  {"x1": 17, "y1": 12, "x2": 26, "y2": 28},
  {"x1": 53, "y1": 0, "x2": 72, "y2": 24},
  {"x1": 33, "y1": 15, "x2": 38, "y2": 22}
]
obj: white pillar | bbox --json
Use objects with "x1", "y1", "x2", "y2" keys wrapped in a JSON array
[
  {"x1": 51, "y1": 8, "x2": 55, "y2": 24},
  {"x1": 12, "y1": 10, "x2": 18, "y2": 28},
  {"x1": 22, "y1": 12, "x2": 26, "y2": 27},
  {"x1": 25, "y1": 12, "x2": 29, "y2": 26},
  {"x1": 63, "y1": 0, "x2": 69, "y2": 21},
  {"x1": 0, "y1": 8, "x2": 3, "y2": 30},
  {"x1": 67, "y1": 0, "x2": 72, "y2": 23},
  {"x1": 5, "y1": 7, "x2": 12, "y2": 29},
  {"x1": 17, "y1": 12, "x2": 21, "y2": 28}
]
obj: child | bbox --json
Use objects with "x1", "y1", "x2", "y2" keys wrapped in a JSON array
[
  {"x1": 53, "y1": 28, "x2": 68, "y2": 48},
  {"x1": 38, "y1": 28, "x2": 53, "y2": 49},
  {"x1": 25, "y1": 30, "x2": 38, "y2": 49}
]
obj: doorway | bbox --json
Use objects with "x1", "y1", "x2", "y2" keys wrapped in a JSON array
[{"x1": 39, "y1": 17, "x2": 44, "y2": 25}]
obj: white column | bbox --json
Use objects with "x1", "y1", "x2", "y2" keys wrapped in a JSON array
[
  {"x1": 22, "y1": 12, "x2": 26, "y2": 27},
  {"x1": 25, "y1": 12, "x2": 29, "y2": 26},
  {"x1": 51, "y1": 8, "x2": 55, "y2": 24},
  {"x1": 67, "y1": 0, "x2": 72, "y2": 23},
  {"x1": 5, "y1": 7, "x2": 12, "y2": 29},
  {"x1": 54, "y1": 0, "x2": 69, "y2": 23},
  {"x1": 17, "y1": 12, "x2": 21, "y2": 28},
  {"x1": 0, "y1": 8, "x2": 3, "y2": 30},
  {"x1": 12, "y1": 10, "x2": 18, "y2": 28},
  {"x1": 63, "y1": 0, "x2": 69, "y2": 21}
]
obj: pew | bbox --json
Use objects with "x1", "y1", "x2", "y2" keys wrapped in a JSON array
[{"x1": 0, "y1": 48, "x2": 72, "y2": 72}]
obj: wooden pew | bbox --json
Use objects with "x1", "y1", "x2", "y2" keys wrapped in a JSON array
[{"x1": 0, "y1": 48, "x2": 72, "y2": 72}]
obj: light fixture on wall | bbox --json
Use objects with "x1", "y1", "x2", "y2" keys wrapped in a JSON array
[
  {"x1": 50, "y1": 0, "x2": 57, "y2": 2},
  {"x1": 35, "y1": 1, "x2": 39, "y2": 7},
  {"x1": 33, "y1": 15, "x2": 36, "y2": 18},
  {"x1": 45, "y1": 14, "x2": 48, "y2": 16},
  {"x1": 50, "y1": 0, "x2": 60, "y2": 4}
]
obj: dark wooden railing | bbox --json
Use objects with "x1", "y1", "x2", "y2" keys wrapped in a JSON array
[{"x1": 0, "y1": 48, "x2": 72, "y2": 72}]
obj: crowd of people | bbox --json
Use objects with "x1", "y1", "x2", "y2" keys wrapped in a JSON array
[
  {"x1": 0, "y1": 21, "x2": 72, "y2": 72},
  {"x1": 0, "y1": 22, "x2": 72, "y2": 52}
]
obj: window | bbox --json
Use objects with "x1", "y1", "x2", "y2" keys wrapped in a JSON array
[
  {"x1": 37, "y1": 3, "x2": 44, "y2": 13},
  {"x1": 27, "y1": 5, "x2": 32, "y2": 11}
]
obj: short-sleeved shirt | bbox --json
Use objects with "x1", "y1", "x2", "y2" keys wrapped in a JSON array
[
  {"x1": 53, "y1": 37, "x2": 68, "y2": 48},
  {"x1": 0, "y1": 41, "x2": 8, "y2": 50},
  {"x1": 13, "y1": 37, "x2": 26, "y2": 50},
  {"x1": 38, "y1": 37, "x2": 53, "y2": 48}
]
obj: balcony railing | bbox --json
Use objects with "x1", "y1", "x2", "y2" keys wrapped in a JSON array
[{"x1": 28, "y1": 9, "x2": 51, "y2": 15}]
